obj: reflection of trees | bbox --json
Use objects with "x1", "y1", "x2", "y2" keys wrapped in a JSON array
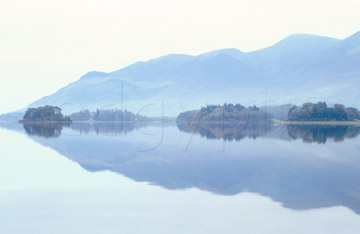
[
  {"x1": 70, "y1": 122, "x2": 145, "y2": 135},
  {"x1": 287, "y1": 125, "x2": 360, "y2": 144},
  {"x1": 22, "y1": 121, "x2": 168, "y2": 138},
  {"x1": 23, "y1": 122, "x2": 70, "y2": 138},
  {"x1": 177, "y1": 122, "x2": 271, "y2": 141},
  {"x1": 177, "y1": 122, "x2": 360, "y2": 144}
]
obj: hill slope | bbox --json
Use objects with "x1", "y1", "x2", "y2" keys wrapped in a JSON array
[{"x1": 26, "y1": 31, "x2": 360, "y2": 116}]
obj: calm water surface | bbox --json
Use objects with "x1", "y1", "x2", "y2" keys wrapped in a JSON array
[{"x1": 1, "y1": 122, "x2": 360, "y2": 234}]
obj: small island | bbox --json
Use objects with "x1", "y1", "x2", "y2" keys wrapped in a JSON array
[
  {"x1": 70, "y1": 109, "x2": 147, "y2": 122},
  {"x1": 285, "y1": 102, "x2": 360, "y2": 124},
  {"x1": 177, "y1": 104, "x2": 270, "y2": 123},
  {"x1": 19, "y1": 106, "x2": 72, "y2": 123},
  {"x1": 176, "y1": 102, "x2": 360, "y2": 125}
]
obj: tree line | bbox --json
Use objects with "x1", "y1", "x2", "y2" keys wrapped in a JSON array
[
  {"x1": 288, "y1": 102, "x2": 360, "y2": 121},
  {"x1": 71, "y1": 109, "x2": 147, "y2": 122},
  {"x1": 177, "y1": 103, "x2": 270, "y2": 123}
]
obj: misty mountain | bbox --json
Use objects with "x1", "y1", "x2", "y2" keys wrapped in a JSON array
[{"x1": 25, "y1": 31, "x2": 360, "y2": 116}]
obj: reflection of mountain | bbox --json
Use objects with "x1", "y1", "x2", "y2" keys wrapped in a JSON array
[
  {"x1": 288, "y1": 125, "x2": 360, "y2": 144},
  {"x1": 1, "y1": 122, "x2": 360, "y2": 214},
  {"x1": 0, "y1": 121, "x2": 25, "y2": 132}
]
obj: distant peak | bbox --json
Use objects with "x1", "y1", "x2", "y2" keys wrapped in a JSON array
[
  {"x1": 80, "y1": 71, "x2": 109, "y2": 79},
  {"x1": 249, "y1": 33, "x2": 340, "y2": 53},
  {"x1": 199, "y1": 48, "x2": 243, "y2": 57},
  {"x1": 149, "y1": 53, "x2": 193, "y2": 62},
  {"x1": 280, "y1": 33, "x2": 339, "y2": 43}
]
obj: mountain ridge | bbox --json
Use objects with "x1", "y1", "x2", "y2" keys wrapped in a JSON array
[{"x1": 17, "y1": 31, "x2": 360, "y2": 116}]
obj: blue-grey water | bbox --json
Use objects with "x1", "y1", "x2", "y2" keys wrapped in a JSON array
[{"x1": 1, "y1": 122, "x2": 360, "y2": 234}]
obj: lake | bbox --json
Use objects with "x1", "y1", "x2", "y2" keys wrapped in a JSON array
[{"x1": 1, "y1": 121, "x2": 360, "y2": 234}]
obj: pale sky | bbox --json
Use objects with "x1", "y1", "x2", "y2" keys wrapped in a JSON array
[{"x1": 1, "y1": 0, "x2": 360, "y2": 114}]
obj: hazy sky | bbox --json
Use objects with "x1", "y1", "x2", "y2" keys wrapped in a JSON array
[{"x1": 1, "y1": 0, "x2": 360, "y2": 114}]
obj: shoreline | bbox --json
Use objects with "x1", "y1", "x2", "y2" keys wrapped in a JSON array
[
  {"x1": 278, "y1": 121, "x2": 360, "y2": 125},
  {"x1": 2, "y1": 120, "x2": 360, "y2": 126}
]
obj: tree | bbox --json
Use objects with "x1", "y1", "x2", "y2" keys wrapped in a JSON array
[
  {"x1": 288, "y1": 102, "x2": 360, "y2": 121},
  {"x1": 21, "y1": 106, "x2": 71, "y2": 122}
]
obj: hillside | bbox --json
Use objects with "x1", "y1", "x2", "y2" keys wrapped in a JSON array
[{"x1": 22, "y1": 31, "x2": 360, "y2": 116}]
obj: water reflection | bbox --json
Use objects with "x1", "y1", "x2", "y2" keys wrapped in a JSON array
[
  {"x1": 22, "y1": 122, "x2": 71, "y2": 138},
  {"x1": 288, "y1": 125, "x2": 360, "y2": 143},
  {"x1": 11, "y1": 121, "x2": 360, "y2": 144},
  {"x1": 19, "y1": 122, "x2": 155, "y2": 138},
  {"x1": 178, "y1": 122, "x2": 360, "y2": 143},
  {"x1": 177, "y1": 122, "x2": 270, "y2": 141},
  {"x1": 1, "y1": 122, "x2": 360, "y2": 214},
  {"x1": 70, "y1": 122, "x2": 148, "y2": 135}
]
